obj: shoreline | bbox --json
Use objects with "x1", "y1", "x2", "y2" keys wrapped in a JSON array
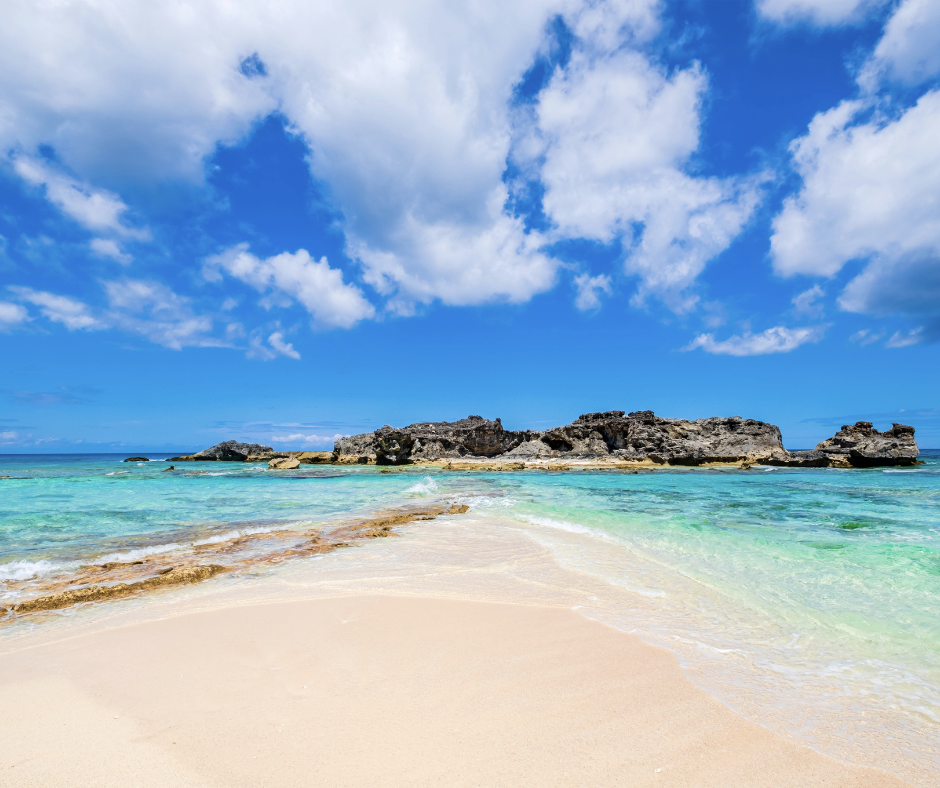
[
  {"x1": 2, "y1": 462, "x2": 937, "y2": 786},
  {"x1": 0, "y1": 594, "x2": 913, "y2": 787}
]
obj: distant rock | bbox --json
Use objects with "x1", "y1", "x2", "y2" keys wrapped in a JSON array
[
  {"x1": 123, "y1": 456, "x2": 149, "y2": 462},
  {"x1": 536, "y1": 410, "x2": 791, "y2": 465},
  {"x1": 336, "y1": 411, "x2": 790, "y2": 466},
  {"x1": 180, "y1": 415, "x2": 921, "y2": 469},
  {"x1": 293, "y1": 451, "x2": 334, "y2": 464},
  {"x1": 335, "y1": 416, "x2": 539, "y2": 465},
  {"x1": 169, "y1": 440, "x2": 281, "y2": 462},
  {"x1": 813, "y1": 422, "x2": 918, "y2": 467}
]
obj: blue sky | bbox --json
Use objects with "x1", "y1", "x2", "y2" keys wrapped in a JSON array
[{"x1": 1, "y1": 0, "x2": 939, "y2": 452}]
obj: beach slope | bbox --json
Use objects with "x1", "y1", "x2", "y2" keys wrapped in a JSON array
[{"x1": 0, "y1": 595, "x2": 910, "y2": 787}]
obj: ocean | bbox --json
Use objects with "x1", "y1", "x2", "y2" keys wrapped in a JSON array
[{"x1": 2, "y1": 452, "x2": 939, "y2": 783}]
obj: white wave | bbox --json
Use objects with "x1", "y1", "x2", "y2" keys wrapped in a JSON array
[
  {"x1": 95, "y1": 543, "x2": 184, "y2": 564},
  {"x1": 0, "y1": 558, "x2": 76, "y2": 582},
  {"x1": 517, "y1": 514, "x2": 617, "y2": 543},
  {"x1": 883, "y1": 469, "x2": 924, "y2": 473},
  {"x1": 763, "y1": 467, "x2": 777, "y2": 472},
  {"x1": 405, "y1": 476, "x2": 438, "y2": 495},
  {"x1": 105, "y1": 471, "x2": 129, "y2": 476},
  {"x1": 192, "y1": 525, "x2": 283, "y2": 546}
]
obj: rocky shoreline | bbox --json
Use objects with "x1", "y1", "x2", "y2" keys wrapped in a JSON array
[{"x1": 165, "y1": 411, "x2": 920, "y2": 469}]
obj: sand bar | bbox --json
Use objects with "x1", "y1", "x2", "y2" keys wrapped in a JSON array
[{"x1": 0, "y1": 595, "x2": 910, "y2": 787}]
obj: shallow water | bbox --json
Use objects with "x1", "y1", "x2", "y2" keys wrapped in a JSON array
[{"x1": 2, "y1": 452, "x2": 938, "y2": 784}]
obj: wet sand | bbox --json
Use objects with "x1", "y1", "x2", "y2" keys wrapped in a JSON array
[{"x1": 0, "y1": 595, "x2": 910, "y2": 787}]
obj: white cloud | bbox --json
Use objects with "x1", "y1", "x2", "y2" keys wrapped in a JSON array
[
  {"x1": 792, "y1": 284, "x2": 824, "y2": 317},
  {"x1": 90, "y1": 237, "x2": 132, "y2": 264},
  {"x1": 860, "y1": 0, "x2": 940, "y2": 88},
  {"x1": 0, "y1": 2, "x2": 275, "y2": 185},
  {"x1": 8, "y1": 286, "x2": 103, "y2": 330},
  {"x1": 685, "y1": 324, "x2": 827, "y2": 356},
  {"x1": 246, "y1": 330, "x2": 301, "y2": 361},
  {"x1": 0, "y1": 301, "x2": 29, "y2": 330},
  {"x1": 205, "y1": 244, "x2": 375, "y2": 329},
  {"x1": 755, "y1": 0, "x2": 888, "y2": 26},
  {"x1": 850, "y1": 328, "x2": 884, "y2": 346},
  {"x1": 103, "y1": 279, "x2": 219, "y2": 349},
  {"x1": 11, "y1": 156, "x2": 149, "y2": 240},
  {"x1": 573, "y1": 273, "x2": 612, "y2": 310},
  {"x1": 0, "y1": 0, "x2": 738, "y2": 315},
  {"x1": 885, "y1": 328, "x2": 924, "y2": 348},
  {"x1": 271, "y1": 432, "x2": 344, "y2": 447},
  {"x1": 530, "y1": 38, "x2": 764, "y2": 312},
  {"x1": 771, "y1": 92, "x2": 940, "y2": 328},
  {"x1": 0, "y1": 431, "x2": 20, "y2": 443}
]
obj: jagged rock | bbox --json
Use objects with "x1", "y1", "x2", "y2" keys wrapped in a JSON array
[
  {"x1": 814, "y1": 422, "x2": 918, "y2": 467},
  {"x1": 183, "y1": 414, "x2": 921, "y2": 470},
  {"x1": 537, "y1": 411, "x2": 791, "y2": 465},
  {"x1": 269, "y1": 457, "x2": 301, "y2": 469},
  {"x1": 169, "y1": 440, "x2": 281, "y2": 462},
  {"x1": 335, "y1": 416, "x2": 539, "y2": 465},
  {"x1": 123, "y1": 456, "x2": 149, "y2": 462}
]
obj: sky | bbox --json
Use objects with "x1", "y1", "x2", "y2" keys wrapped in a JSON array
[{"x1": 1, "y1": 0, "x2": 939, "y2": 452}]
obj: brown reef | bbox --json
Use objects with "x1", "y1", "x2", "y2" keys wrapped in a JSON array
[{"x1": 1, "y1": 502, "x2": 471, "y2": 621}]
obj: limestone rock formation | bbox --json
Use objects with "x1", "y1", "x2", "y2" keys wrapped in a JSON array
[
  {"x1": 180, "y1": 413, "x2": 920, "y2": 469},
  {"x1": 533, "y1": 410, "x2": 790, "y2": 465},
  {"x1": 813, "y1": 422, "x2": 918, "y2": 467},
  {"x1": 269, "y1": 456, "x2": 301, "y2": 469},
  {"x1": 334, "y1": 416, "x2": 539, "y2": 465},
  {"x1": 169, "y1": 440, "x2": 280, "y2": 462},
  {"x1": 123, "y1": 456, "x2": 149, "y2": 462}
]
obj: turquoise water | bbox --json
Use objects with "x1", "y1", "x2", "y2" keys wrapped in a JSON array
[{"x1": 2, "y1": 452, "x2": 939, "y2": 780}]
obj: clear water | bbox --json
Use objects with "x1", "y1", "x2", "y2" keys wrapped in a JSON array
[{"x1": 2, "y1": 452, "x2": 939, "y2": 782}]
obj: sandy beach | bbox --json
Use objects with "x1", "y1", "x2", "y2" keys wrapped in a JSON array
[{"x1": 0, "y1": 594, "x2": 911, "y2": 787}]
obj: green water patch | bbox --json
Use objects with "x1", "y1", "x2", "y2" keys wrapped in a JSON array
[
  {"x1": 838, "y1": 520, "x2": 873, "y2": 530},
  {"x1": 807, "y1": 542, "x2": 847, "y2": 550}
]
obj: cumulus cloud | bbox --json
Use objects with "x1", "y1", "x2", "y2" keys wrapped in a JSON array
[
  {"x1": 0, "y1": 0, "x2": 744, "y2": 316},
  {"x1": 205, "y1": 244, "x2": 375, "y2": 329},
  {"x1": 8, "y1": 286, "x2": 104, "y2": 330},
  {"x1": 11, "y1": 156, "x2": 149, "y2": 240},
  {"x1": 755, "y1": 0, "x2": 888, "y2": 26},
  {"x1": 530, "y1": 29, "x2": 764, "y2": 312},
  {"x1": 860, "y1": 0, "x2": 940, "y2": 88},
  {"x1": 0, "y1": 1, "x2": 275, "y2": 185},
  {"x1": 246, "y1": 329, "x2": 301, "y2": 361},
  {"x1": 573, "y1": 273, "x2": 612, "y2": 310},
  {"x1": 771, "y1": 92, "x2": 940, "y2": 330},
  {"x1": 685, "y1": 324, "x2": 827, "y2": 356},
  {"x1": 0, "y1": 301, "x2": 29, "y2": 330}
]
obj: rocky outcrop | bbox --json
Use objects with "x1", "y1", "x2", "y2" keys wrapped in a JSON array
[
  {"x1": 335, "y1": 411, "x2": 790, "y2": 466},
  {"x1": 334, "y1": 416, "x2": 540, "y2": 465},
  {"x1": 182, "y1": 414, "x2": 920, "y2": 469},
  {"x1": 123, "y1": 456, "x2": 149, "y2": 462},
  {"x1": 532, "y1": 410, "x2": 791, "y2": 465},
  {"x1": 812, "y1": 421, "x2": 919, "y2": 467},
  {"x1": 169, "y1": 440, "x2": 281, "y2": 462}
]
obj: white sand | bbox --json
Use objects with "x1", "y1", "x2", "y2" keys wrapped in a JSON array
[{"x1": 0, "y1": 595, "x2": 910, "y2": 787}]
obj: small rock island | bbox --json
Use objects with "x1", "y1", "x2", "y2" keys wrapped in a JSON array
[{"x1": 169, "y1": 411, "x2": 920, "y2": 469}]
